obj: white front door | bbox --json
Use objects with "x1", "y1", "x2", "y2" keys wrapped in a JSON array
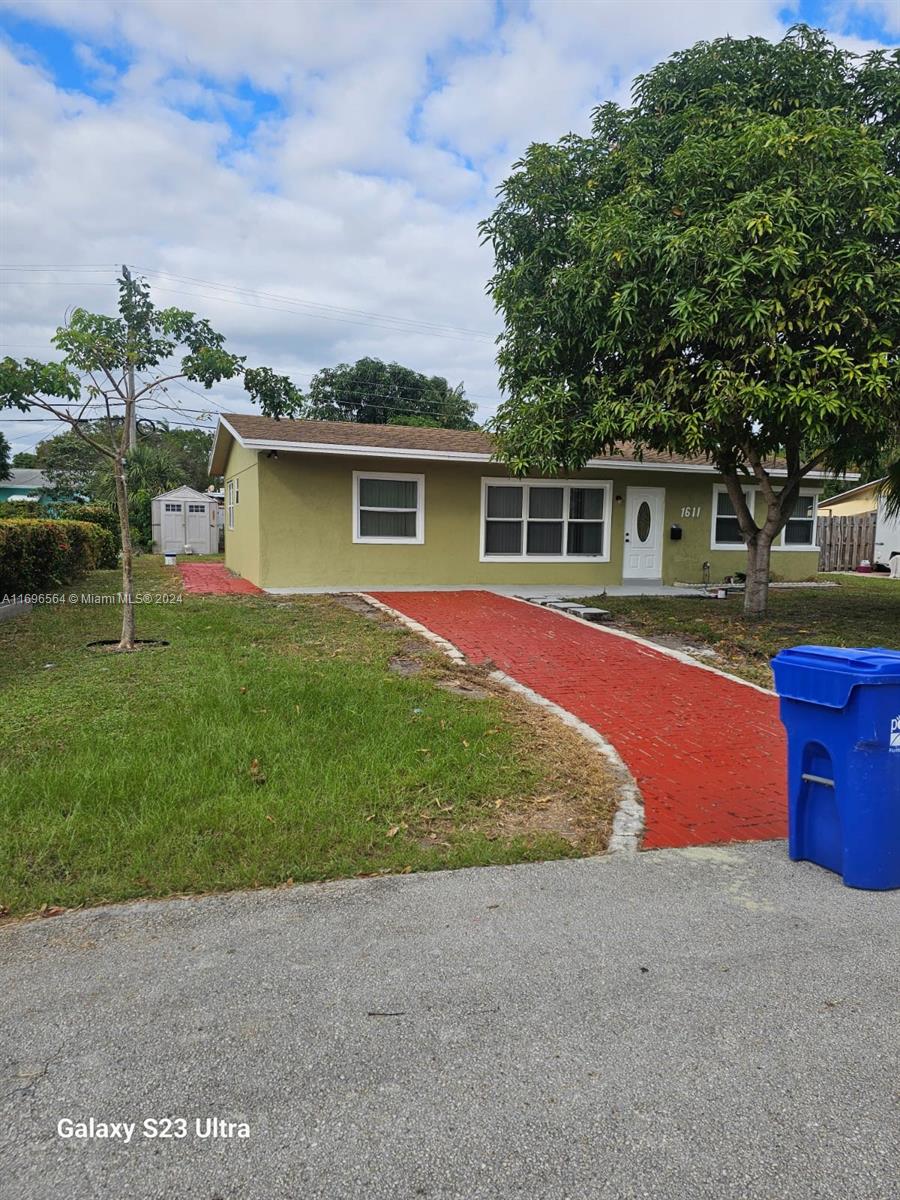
[{"x1": 623, "y1": 487, "x2": 665, "y2": 579}]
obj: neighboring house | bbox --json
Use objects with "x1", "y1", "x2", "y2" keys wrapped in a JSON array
[
  {"x1": 150, "y1": 487, "x2": 220, "y2": 556},
  {"x1": 818, "y1": 479, "x2": 900, "y2": 568},
  {"x1": 0, "y1": 468, "x2": 53, "y2": 503},
  {"x1": 209, "y1": 415, "x2": 838, "y2": 592}
]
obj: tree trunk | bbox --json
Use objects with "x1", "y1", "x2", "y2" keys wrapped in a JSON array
[
  {"x1": 113, "y1": 455, "x2": 136, "y2": 651},
  {"x1": 743, "y1": 533, "x2": 773, "y2": 618}
]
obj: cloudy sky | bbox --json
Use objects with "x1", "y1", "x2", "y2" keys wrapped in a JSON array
[{"x1": 1, "y1": 0, "x2": 897, "y2": 454}]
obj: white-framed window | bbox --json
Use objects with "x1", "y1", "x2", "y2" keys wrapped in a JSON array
[
  {"x1": 188, "y1": 503, "x2": 205, "y2": 513},
  {"x1": 710, "y1": 484, "x2": 755, "y2": 550},
  {"x1": 165, "y1": 502, "x2": 182, "y2": 513},
  {"x1": 226, "y1": 481, "x2": 235, "y2": 530},
  {"x1": 775, "y1": 490, "x2": 819, "y2": 550},
  {"x1": 352, "y1": 471, "x2": 424, "y2": 544},
  {"x1": 480, "y1": 478, "x2": 611, "y2": 562}
]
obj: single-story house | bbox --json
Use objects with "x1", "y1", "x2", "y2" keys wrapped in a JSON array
[
  {"x1": 209, "y1": 414, "x2": 835, "y2": 592},
  {"x1": 0, "y1": 468, "x2": 53, "y2": 504},
  {"x1": 150, "y1": 486, "x2": 220, "y2": 556},
  {"x1": 818, "y1": 478, "x2": 900, "y2": 568}
]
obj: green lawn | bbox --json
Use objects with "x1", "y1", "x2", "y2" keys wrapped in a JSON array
[
  {"x1": 0, "y1": 560, "x2": 614, "y2": 918},
  {"x1": 581, "y1": 574, "x2": 900, "y2": 689}
]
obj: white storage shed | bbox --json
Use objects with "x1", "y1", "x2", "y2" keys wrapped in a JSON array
[{"x1": 151, "y1": 486, "x2": 220, "y2": 555}]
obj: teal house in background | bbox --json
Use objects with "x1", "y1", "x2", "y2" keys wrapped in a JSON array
[{"x1": 0, "y1": 468, "x2": 53, "y2": 504}]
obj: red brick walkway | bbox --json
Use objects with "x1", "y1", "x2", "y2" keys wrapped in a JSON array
[
  {"x1": 371, "y1": 590, "x2": 787, "y2": 850},
  {"x1": 179, "y1": 562, "x2": 263, "y2": 595}
]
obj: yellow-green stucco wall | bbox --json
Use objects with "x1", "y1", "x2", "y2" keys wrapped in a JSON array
[
  {"x1": 222, "y1": 441, "x2": 261, "y2": 584},
  {"x1": 223, "y1": 445, "x2": 820, "y2": 590}
]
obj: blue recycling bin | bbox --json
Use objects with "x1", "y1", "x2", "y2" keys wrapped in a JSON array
[{"x1": 771, "y1": 646, "x2": 900, "y2": 890}]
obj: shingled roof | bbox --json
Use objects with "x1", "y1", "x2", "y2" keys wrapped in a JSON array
[{"x1": 210, "y1": 413, "x2": 734, "y2": 473}]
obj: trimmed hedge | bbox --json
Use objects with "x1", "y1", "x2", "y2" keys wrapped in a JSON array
[
  {"x1": 0, "y1": 519, "x2": 118, "y2": 594},
  {"x1": 0, "y1": 500, "x2": 121, "y2": 544}
]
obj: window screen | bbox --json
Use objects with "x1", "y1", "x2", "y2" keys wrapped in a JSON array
[
  {"x1": 783, "y1": 495, "x2": 816, "y2": 545},
  {"x1": 714, "y1": 490, "x2": 746, "y2": 545},
  {"x1": 356, "y1": 475, "x2": 420, "y2": 541}
]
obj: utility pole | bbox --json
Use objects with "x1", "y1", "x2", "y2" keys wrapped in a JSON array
[{"x1": 122, "y1": 264, "x2": 137, "y2": 452}]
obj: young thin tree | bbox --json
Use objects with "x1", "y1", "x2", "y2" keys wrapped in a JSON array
[
  {"x1": 480, "y1": 26, "x2": 900, "y2": 615},
  {"x1": 0, "y1": 269, "x2": 301, "y2": 649}
]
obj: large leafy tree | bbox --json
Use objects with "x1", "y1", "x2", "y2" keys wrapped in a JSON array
[
  {"x1": 480, "y1": 26, "x2": 900, "y2": 615},
  {"x1": 303, "y1": 357, "x2": 477, "y2": 429},
  {"x1": 0, "y1": 270, "x2": 301, "y2": 649}
]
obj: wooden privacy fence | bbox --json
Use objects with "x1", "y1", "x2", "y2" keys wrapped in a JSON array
[{"x1": 816, "y1": 511, "x2": 876, "y2": 572}]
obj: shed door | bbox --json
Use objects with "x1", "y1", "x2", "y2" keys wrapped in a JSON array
[
  {"x1": 186, "y1": 503, "x2": 208, "y2": 550},
  {"x1": 162, "y1": 502, "x2": 184, "y2": 553}
]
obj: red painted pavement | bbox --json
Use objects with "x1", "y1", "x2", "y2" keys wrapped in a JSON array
[
  {"x1": 179, "y1": 562, "x2": 263, "y2": 595},
  {"x1": 371, "y1": 590, "x2": 787, "y2": 849}
]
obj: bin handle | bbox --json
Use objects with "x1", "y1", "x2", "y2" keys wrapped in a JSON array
[{"x1": 801, "y1": 773, "x2": 835, "y2": 788}]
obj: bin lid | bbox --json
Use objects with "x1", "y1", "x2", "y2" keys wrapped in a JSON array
[{"x1": 771, "y1": 645, "x2": 900, "y2": 708}]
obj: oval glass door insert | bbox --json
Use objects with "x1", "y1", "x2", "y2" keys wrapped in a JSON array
[{"x1": 636, "y1": 500, "x2": 652, "y2": 543}]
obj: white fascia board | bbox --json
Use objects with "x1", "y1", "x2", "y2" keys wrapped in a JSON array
[
  {"x1": 217, "y1": 421, "x2": 855, "y2": 480},
  {"x1": 209, "y1": 416, "x2": 241, "y2": 474}
]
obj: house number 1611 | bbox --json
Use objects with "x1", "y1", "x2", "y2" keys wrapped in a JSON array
[{"x1": 680, "y1": 506, "x2": 702, "y2": 518}]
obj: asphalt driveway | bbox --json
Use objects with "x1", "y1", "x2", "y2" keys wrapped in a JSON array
[{"x1": 2, "y1": 844, "x2": 898, "y2": 1200}]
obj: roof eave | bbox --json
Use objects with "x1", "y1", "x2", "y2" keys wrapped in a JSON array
[
  {"x1": 215, "y1": 419, "x2": 857, "y2": 481},
  {"x1": 209, "y1": 417, "x2": 240, "y2": 476}
]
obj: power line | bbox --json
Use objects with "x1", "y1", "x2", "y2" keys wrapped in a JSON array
[
  {"x1": 0, "y1": 263, "x2": 498, "y2": 340},
  {"x1": 134, "y1": 267, "x2": 497, "y2": 340},
  {"x1": 0, "y1": 273, "x2": 497, "y2": 344}
]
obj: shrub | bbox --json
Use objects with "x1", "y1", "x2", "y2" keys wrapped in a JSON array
[
  {"x1": 0, "y1": 499, "x2": 46, "y2": 520},
  {"x1": 0, "y1": 499, "x2": 121, "y2": 546},
  {"x1": 0, "y1": 519, "x2": 117, "y2": 594},
  {"x1": 52, "y1": 503, "x2": 120, "y2": 543}
]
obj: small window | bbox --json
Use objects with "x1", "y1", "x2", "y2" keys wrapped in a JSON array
[
  {"x1": 188, "y1": 504, "x2": 205, "y2": 513},
  {"x1": 781, "y1": 493, "x2": 817, "y2": 547},
  {"x1": 226, "y1": 481, "x2": 235, "y2": 531},
  {"x1": 354, "y1": 472, "x2": 424, "y2": 544},
  {"x1": 712, "y1": 486, "x2": 753, "y2": 548},
  {"x1": 165, "y1": 503, "x2": 182, "y2": 513}
]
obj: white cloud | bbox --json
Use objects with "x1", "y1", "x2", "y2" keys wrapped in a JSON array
[{"x1": 0, "y1": 0, "x2": 895, "y2": 454}]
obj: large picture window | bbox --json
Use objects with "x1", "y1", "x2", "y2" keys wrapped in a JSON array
[
  {"x1": 481, "y1": 480, "x2": 610, "y2": 561},
  {"x1": 711, "y1": 485, "x2": 754, "y2": 549},
  {"x1": 353, "y1": 471, "x2": 424, "y2": 544}
]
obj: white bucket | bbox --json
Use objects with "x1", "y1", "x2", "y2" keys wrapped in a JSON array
[{"x1": 164, "y1": 553, "x2": 177, "y2": 567}]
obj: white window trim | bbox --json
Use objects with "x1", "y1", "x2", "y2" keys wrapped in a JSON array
[
  {"x1": 479, "y1": 477, "x2": 612, "y2": 563},
  {"x1": 352, "y1": 470, "x2": 425, "y2": 545},
  {"x1": 226, "y1": 480, "x2": 235, "y2": 531},
  {"x1": 773, "y1": 488, "x2": 820, "y2": 551},
  {"x1": 710, "y1": 484, "x2": 757, "y2": 551}
]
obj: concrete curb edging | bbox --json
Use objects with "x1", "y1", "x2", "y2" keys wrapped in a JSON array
[
  {"x1": 504, "y1": 593, "x2": 776, "y2": 697},
  {"x1": 358, "y1": 592, "x2": 645, "y2": 855}
]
